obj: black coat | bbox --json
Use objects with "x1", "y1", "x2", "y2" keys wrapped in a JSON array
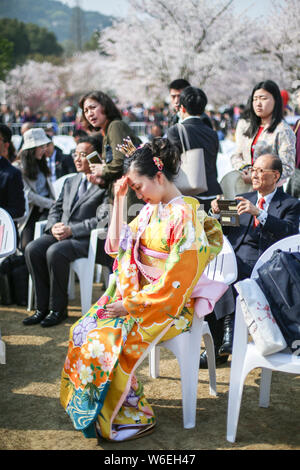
[
  {"x1": 167, "y1": 118, "x2": 222, "y2": 197},
  {"x1": 52, "y1": 146, "x2": 76, "y2": 179},
  {"x1": 0, "y1": 156, "x2": 25, "y2": 219}
]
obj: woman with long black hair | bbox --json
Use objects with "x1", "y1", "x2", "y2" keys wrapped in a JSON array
[
  {"x1": 231, "y1": 80, "x2": 296, "y2": 187},
  {"x1": 17, "y1": 128, "x2": 55, "y2": 251}
]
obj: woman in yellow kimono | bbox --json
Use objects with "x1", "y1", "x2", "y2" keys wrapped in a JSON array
[{"x1": 60, "y1": 138, "x2": 224, "y2": 441}]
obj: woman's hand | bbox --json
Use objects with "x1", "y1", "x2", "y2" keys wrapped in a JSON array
[
  {"x1": 114, "y1": 175, "x2": 129, "y2": 198},
  {"x1": 87, "y1": 173, "x2": 105, "y2": 186},
  {"x1": 89, "y1": 163, "x2": 104, "y2": 177},
  {"x1": 105, "y1": 301, "x2": 128, "y2": 317}
]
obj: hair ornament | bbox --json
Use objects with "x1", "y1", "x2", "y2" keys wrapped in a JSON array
[
  {"x1": 116, "y1": 136, "x2": 137, "y2": 157},
  {"x1": 153, "y1": 156, "x2": 164, "y2": 171}
]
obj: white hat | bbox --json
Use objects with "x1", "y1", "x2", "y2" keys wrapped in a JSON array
[{"x1": 22, "y1": 128, "x2": 51, "y2": 150}]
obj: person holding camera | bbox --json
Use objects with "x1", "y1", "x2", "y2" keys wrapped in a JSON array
[{"x1": 201, "y1": 153, "x2": 300, "y2": 367}]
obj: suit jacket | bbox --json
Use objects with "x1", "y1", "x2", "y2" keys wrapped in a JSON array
[
  {"x1": 53, "y1": 146, "x2": 76, "y2": 179},
  {"x1": 0, "y1": 156, "x2": 25, "y2": 219},
  {"x1": 45, "y1": 173, "x2": 109, "y2": 240},
  {"x1": 167, "y1": 118, "x2": 222, "y2": 197},
  {"x1": 224, "y1": 189, "x2": 300, "y2": 261}
]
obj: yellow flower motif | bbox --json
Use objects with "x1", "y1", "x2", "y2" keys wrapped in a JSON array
[{"x1": 174, "y1": 316, "x2": 189, "y2": 330}]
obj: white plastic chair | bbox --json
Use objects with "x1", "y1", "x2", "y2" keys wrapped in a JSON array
[
  {"x1": 149, "y1": 235, "x2": 238, "y2": 429},
  {"x1": 52, "y1": 173, "x2": 77, "y2": 199},
  {"x1": 0, "y1": 208, "x2": 17, "y2": 259},
  {"x1": 0, "y1": 208, "x2": 17, "y2": 365},
  {"x1": 227, "y1": 233, "x2": 300, "y2": 443},
  {"x1": 27, "y1": 220, "x2": 106, "y2": 315}
]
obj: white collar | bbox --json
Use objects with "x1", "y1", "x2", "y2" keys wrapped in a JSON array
[{"x1": 257, "y1": 188, "x2": 277, "y2": 204}]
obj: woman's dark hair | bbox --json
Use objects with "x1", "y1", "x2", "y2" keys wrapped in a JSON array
[
  {"x1": 21, "y1": 148, "x2": 50, "y2": 180},
  {"x1": 179, "y1": 86, "x2": 207, "y2": 116},
  {"x1": 244, "y1": 80, "x2": 283, "y2": 138},
  {"x1": 79, "y1": 91, "x2": 122, "y2": 131},
  {"x1": 125, "y1": 138, "x2": 181, "y2": 181}
]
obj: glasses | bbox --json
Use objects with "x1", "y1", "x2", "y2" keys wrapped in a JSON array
[
  {"x1": 72, "y1": 151, "x2": 88, "y2": 160},
  {"x1": 249, "y1": 167, "x2": 278, "y2": 175}
]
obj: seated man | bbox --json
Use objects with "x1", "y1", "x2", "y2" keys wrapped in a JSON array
[
  {"x1": 24, "y1": 136, "x2": 109, "y2": 327},
  {"x1": 201, "y1": 154, "x2": 300, "y2": 367},
  {"x1": 0, "y1": 124, "x2": 25, "y2": 221}
]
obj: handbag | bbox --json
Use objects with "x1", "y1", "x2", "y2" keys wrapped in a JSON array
[
  {"x1": 256, "y1": 250, "x2": 300, "y2": 351},
  {"x1": 173, "y1": 123, "x2": 208, "y2": 196},
  {"x1": 234, "y1": 278, "x2": 287, "y2": 356}
]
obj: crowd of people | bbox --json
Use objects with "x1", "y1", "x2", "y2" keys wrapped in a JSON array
[{"x1": 1, "y1": 77, "x2": 300, "y2": 443}]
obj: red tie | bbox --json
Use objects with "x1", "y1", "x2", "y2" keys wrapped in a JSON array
[{"x1": 253, "y1": 197, "x2": 265, "y2": 228}]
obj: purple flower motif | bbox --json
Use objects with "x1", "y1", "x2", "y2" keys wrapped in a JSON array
[
  {"x1": 72, "y1": 316, "x2": 97, "y2": 347},
  {"x1": 119, "y1": 224, "x2": 132, "y2": 252}
]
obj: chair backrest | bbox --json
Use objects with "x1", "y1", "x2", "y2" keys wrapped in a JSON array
[
  {"x1": 251, "y1": 234, "x2": 300, "y2": 279},
  {"x1": 204, "y1": 235, "x2": 238, "y2": 285},
  {"x1": 52, "y1": 173, "x2": 77, "y2": 199},
  {"x1": 0, "y1": 208, "x2": 17, "y2": 258}
]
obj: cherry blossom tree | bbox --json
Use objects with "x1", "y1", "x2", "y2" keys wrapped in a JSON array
[{"x1": 100, "y1": 0, "x2": 256, "y2": 104}]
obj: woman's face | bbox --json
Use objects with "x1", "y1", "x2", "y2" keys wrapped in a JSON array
[
  {"x1": 34, "y1": 145, "x2": 46, "y2": 160},
  {"x1": 127, "y1": 167, "x2": 162, "y2": 204},
  {"x1": 252, "y1": 88, "x2": 275, "y2": 121},
  {"x1": 83, "y1": 98, "x2": 108, "y2": 128}
]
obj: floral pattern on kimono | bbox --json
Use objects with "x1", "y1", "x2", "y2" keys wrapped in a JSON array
[{"x1": 60, "y1": 195, "x2": 223, "y2": 441}]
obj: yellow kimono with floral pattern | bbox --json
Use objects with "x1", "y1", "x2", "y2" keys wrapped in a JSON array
[{"x1": 60, "y1": 196, "x2": 223, "y2": 441}]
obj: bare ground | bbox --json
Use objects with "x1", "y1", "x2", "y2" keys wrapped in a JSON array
[{"x1": 0, "y1": 281, "x2": 299, "y2": 451}]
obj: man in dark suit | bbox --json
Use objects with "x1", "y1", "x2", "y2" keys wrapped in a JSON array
[
  {"x1": 45, "y1": 136, "x2": 76, "y2": 182},
  {"x1": 168, "y1": 79, "x2": 213, "y2": 129},
  {"x1": 200, "y1": 154, "x2": 300, "y2": 367},
  {"x1": 23, "y1": 136, "x2": 109, "y2": 327},
  {"x1": 0, "y1": 124, "x2": 25, "y2": 221},
  {"x1": 167, "y1": 86, "x2": 222, "y2": 212}
]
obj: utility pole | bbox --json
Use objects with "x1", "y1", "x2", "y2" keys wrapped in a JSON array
[{"x1": 70, "y1": 0, "x2": 86, "y2": 51}]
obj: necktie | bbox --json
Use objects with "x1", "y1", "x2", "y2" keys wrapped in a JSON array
[
  {"x1": 253, "y1": 197, "x2": 265, "y2": 228},
  {"x1": 73, "y1": 178, "x2": 87, "y2": 206}
]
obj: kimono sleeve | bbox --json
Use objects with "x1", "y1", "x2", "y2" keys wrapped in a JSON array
[{"x1": 122, "y1": 203, "x2": 212, "y2": 323}]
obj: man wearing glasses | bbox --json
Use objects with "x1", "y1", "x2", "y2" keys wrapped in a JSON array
[
  {"x1": 200, "y1": 153, "x2": 300, "y2": 367},
  {"x1": 24, "y1": 136, "x2": 109, "y2": 327}
]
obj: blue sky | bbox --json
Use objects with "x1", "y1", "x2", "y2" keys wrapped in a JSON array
[{"x1": 60, "y1": 0, "x2": 278, "y2": 18}]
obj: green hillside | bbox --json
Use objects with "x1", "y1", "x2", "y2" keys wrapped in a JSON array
[{"x1": 0, "y1": 0, "x2": 114, "y2": 43}]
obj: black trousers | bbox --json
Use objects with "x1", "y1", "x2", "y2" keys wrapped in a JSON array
[{"x1": 25, "y1": 233, "x2": 89, "y2": 312}]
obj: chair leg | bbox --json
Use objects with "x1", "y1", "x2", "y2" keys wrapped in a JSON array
[
  {"x1": 149, "y1": 346, "x2": 160, "y2": 378},
  {"x1": 259, "y1": 368, "x2": 272, "y2": 408},
  {"x1": 203, "y1": 331, "x2": 217, "y2": 396},
  {"x1": 27, "y1": 275, "x2": 34, "y2": 311},
  {"x1": 68, "y1": 268, "x2": 75, "y2": 300}
]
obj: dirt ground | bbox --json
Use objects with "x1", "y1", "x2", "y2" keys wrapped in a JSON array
[{"x1": 0, "y1": 280, "x2": 299, "y2": 452}]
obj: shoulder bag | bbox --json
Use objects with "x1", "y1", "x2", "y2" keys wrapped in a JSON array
[{"x1": 173, "y1": 123, "x2": 208, "y2": 196}]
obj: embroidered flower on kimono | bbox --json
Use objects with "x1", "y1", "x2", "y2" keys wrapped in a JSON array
[
  {"x1": 73, "y1": 316, "x2": 97, "y2": 347},
  {"x1": 174, "y1": 315, "x2": 189, "y2": 330},
  {"x1": 124, "y1": 408, "x2": 144, "y2": 421},
  {"x1": 99, "y1": 351, "x2": 115, "y2": 372},
  {"x1": 172, "y1": 281, "x2": 181, "y2": 289},
  {"x1": 96, "y1": 308, "x2": 110, "y2": 320},
  {"x1": 97, "y1": 295, "x2": 110, "y2": 307},
  {"x1": 87, "y1": 339, "x2": 105, "y2": 359},
  {"x1": 124, "y1": 263, "x2": 137, "y2": 278},
  {"x1": 119, "y1": 224, "x2": 132, "y2": 252},
  {"x1": 198, "y1": 227, "x2": 209, "y2": 247},
  {"x1": 123, "y1": 387, "x2": 140, "y2": 409},
  {"x1": 179, "y1": 220, "x2": 195, "y2": 253},
  {"x1": 79, "y1": 364, "x2": 93, "y2": 385},
  {"x1": 141, "y1": 405, "x2": 154, "y2": 417}
]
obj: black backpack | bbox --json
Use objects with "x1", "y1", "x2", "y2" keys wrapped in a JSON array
[{"x1": 256, "y1": 249, "x2": 300, "y2": 352}]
